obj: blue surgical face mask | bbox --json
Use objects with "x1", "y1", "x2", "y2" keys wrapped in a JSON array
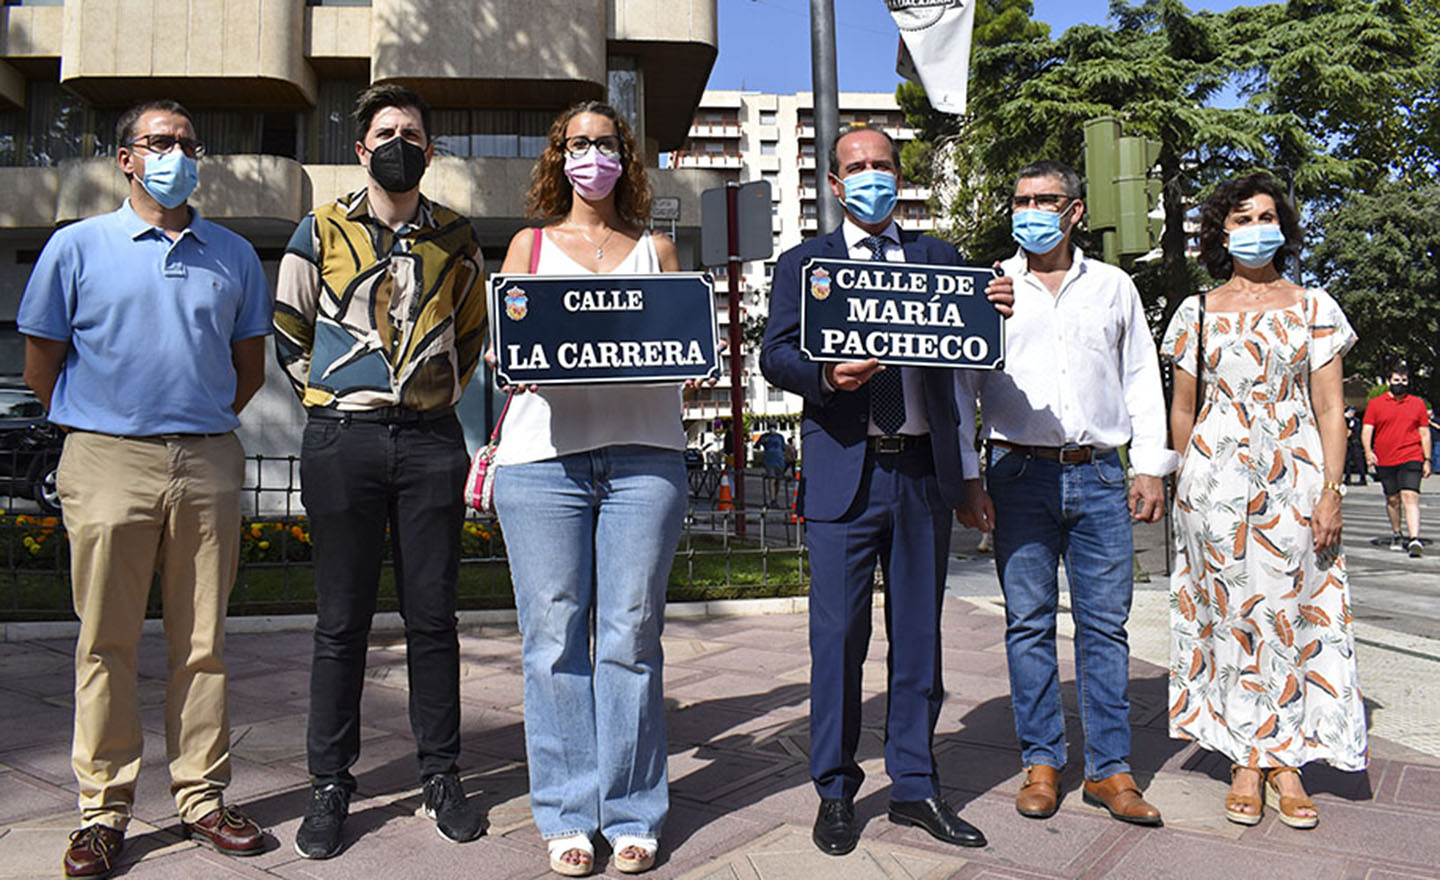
[
  {"x1": 1011, "y1": 208, "x2": 1067, "y2": 254},
  {"x1": 839, "y1": 169, "x2": 898, "y2": 225},
  {"x1": 140, "y1": 148, "x2": 199, "y2": 209},
  {"x1": 1227, "y1": 223, "x2": 1285, "y2": 269}
]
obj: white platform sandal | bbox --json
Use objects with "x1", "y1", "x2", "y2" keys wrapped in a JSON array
[
  {"x1": 612, "y1": 835, "x2": 657, "y2": 874},
  {"x1": 546, "y1": 834, "x2": 594, "y2": 877}
]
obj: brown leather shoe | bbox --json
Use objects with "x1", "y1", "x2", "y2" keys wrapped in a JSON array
[
  {"x1": 63, "y1": 824, "x2": 124, "y2": 878},
  {"x1": 183, "y1": 806, "x2": 265, "y2": 856},
  {"x1": 1016, "y1": 765, "x2": 1060, "y2": 818},
  {"x1": 1081, "y1": 772, "x2": 1162, "y2": 826}
]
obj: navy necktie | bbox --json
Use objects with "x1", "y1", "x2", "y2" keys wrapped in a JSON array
[{"x1": 862, "y1": 235, "x2": 906, "y2": 434}]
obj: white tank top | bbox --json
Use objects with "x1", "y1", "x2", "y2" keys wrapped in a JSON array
[{"x1": 494, "y1": 230, "x2": 687, "y2": 465}]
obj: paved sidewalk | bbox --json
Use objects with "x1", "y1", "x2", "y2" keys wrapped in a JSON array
[{"x1": 4, "y1": 583, "x2": 1439, "y2": 880}]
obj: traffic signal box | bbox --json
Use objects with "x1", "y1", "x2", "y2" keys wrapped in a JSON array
[{"x1": 1083, "y1": 117, "x2": 1163, "y2": 264}]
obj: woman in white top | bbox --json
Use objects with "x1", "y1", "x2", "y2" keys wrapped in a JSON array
[{"x1": 491, "y1": 101, "x2": 684, "y2": 877}]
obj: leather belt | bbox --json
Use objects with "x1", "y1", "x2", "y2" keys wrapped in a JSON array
[
  {"x1": 866, "y1": 434, "x2": 930, "y2": 455},
  {"x1": 989, "y1": 439, "x2": 1099, "y2": 464},
  {"x1": 84, "y1": 430, "x2": 230, "y2": 440},
  {"x1": 309, "y1": 406, "x2": 454, "y2": 424}
]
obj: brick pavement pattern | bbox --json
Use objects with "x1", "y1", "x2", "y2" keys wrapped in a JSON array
[{"x1": 3, "y1": 594, "x2": 1439, "y2": 880}]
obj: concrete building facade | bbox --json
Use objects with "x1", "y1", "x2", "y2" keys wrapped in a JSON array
[
  {"x1": 0, "y1": 0, "x2": 721, "y2": 469},
  {"x1": 671, "y1": 89, "x2": 930, "y2": 446}
]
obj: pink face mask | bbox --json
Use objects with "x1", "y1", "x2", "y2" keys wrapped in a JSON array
[{"x1": 564, "y1": 148, "x2": 623, "y2": 200}]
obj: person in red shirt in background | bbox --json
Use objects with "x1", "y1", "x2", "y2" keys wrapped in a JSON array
[{"x1": 1363, "y1": 365, "x2": 1432, "y2": 557}]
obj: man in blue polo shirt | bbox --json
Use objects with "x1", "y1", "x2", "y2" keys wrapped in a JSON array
[{"x1": 19, "y1": 99, "x2": 272, "y2": 879}]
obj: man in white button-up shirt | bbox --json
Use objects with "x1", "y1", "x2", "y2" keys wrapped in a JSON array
[{"x1": 956, "y1": 160, "x2": 1178, "y2": 827}]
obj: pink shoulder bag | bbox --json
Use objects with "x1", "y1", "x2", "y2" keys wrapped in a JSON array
[{"x1": 464, "y1": 227, "x2": 541, "y2": 512}]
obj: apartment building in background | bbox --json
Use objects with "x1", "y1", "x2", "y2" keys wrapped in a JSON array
[
  {"x1": 671, "y1": 89, "x2": 930, "y2": 447},
  {"x1": 0, "y1": 0, "x2": 721, "y2": 465}
]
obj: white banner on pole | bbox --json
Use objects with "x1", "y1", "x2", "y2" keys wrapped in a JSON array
[{"x1": 885, "y1": 0, "x2": 976, "y2": 115}]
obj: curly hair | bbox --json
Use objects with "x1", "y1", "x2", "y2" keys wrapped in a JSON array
[
  {"x1": 525, "y1": 101, "x2": 651, "y2": 228},
  {"x1": 1198, "y1": 173, "x2": 1303, "y2": 279}
]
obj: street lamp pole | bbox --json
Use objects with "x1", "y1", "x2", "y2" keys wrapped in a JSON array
[{"x1": 810, "y1": 0, "x2": 842, "y2": 233}]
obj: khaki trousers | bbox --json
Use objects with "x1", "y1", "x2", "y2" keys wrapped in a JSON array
[{"x1": 58, "y1": 431, "x2": 244, "y2": 830}]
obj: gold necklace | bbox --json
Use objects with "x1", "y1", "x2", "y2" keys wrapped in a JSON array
[{"x1": 571, "y1": 224, "x2": 616, "y2": 261}]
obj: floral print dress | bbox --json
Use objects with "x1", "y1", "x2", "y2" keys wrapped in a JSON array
[{"x1": 1161, "y1": 289, "x2": 1366, "y2": 771}]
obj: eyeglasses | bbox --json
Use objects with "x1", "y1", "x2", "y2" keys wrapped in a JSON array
[
  {"x1": 126, "y1": 134, "x2": 206, "y2": 158},
  {"x1": 1011, "y1": 193, "x2": 1071, "y2": 211},
  {"x1": 564, "y1": 135, "x2": 621, "y2": 159}
]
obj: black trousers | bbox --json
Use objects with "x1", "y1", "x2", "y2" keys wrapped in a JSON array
[{"x1": 300, "y1": 412, "x2": 469, "y2": 790}]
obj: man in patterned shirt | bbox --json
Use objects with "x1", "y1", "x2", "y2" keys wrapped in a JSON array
[{"x1": 274, "y1": 84, "x2": 487, "y2": 859}]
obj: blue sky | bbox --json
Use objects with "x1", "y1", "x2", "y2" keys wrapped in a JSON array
[{"x1": 707, "y1": 0, "x2": 1270, "y2": 94}]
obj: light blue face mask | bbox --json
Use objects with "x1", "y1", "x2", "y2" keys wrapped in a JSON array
[
  {"x1": 1227, "y1": 223, "x2": 1285, "y2": 268},
  {"x1": 840, "y1": 169, "x2": 898, "y2": 225},
  {"x1": 140, "y1": 148, "x2": 199, "y2": 209},
  {"x1": 1011, "y1": 208, "x2": 1067, "y2": 254}
]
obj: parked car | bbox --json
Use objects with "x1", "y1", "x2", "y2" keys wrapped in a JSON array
[{"x1": 0, "y1": 382, "x2": 64, "y2": 515}]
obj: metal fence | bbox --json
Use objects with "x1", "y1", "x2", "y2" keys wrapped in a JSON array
[{"x1": 0, "y1": 453, "x2": 809, "y2": 621}]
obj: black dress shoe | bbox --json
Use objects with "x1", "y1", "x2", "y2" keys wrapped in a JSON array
[
  {"x1": 812, "y1": 797, "x2": 858, "y2": 856},
  {"x1": 888, "y1": 797, "x2": 986, "y2": 847}
]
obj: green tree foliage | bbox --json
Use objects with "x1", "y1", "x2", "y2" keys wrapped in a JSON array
[
  {"x1": 1309, "y1": 183, "x2": 1440, "y2": 401},
  {"x1": 900, "y1": 0, "x2": 1439, "y2": 332},
  {"x1": 1259, "y1": 0, "x2": 1438, "y2": 196}
]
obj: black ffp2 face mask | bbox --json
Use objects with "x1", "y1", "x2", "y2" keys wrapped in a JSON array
[{"x1": 365, "y1": 137, "x2": 427, "y2": 193}]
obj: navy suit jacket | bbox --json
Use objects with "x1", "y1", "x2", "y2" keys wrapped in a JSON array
[{"x1": 759, "y1": 225, "x2": 967, "y2": 522}]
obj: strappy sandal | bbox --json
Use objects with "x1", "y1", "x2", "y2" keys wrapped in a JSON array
[
  {"x1": 1265, "y1": 767, "x2": 1319, "y2": 829},
  {"x1": 612, "y1": 835, "x2": 657, "y2": 874},
  {"x1": 547, "y1": 834, "x2": 594, "y2": 877},
  {"x1": 1224, "y1": 764, "x2": 1264, "y2": 826}
]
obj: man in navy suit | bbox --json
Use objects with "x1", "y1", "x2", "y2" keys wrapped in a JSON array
[{"x1": 760, "y1": 126, "x2": 1011, "y2": 856}]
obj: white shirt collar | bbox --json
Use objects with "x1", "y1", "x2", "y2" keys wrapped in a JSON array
[{"x1": 842, "y1": 217, "x2": 900, "y2": 250}]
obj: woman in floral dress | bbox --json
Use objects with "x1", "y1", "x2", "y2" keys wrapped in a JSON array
[{"x1": 1162, "y1": 173, "x2": 1365, "y2": 830}]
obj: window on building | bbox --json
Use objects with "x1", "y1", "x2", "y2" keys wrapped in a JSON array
[
  {"x1": 24, "y1": 81, "x2": 92, "y2": 166},
  {"x1": 764, "y1": 262, "x2": 775, "y2": 279},
  {"x1": 760, "y1": 140, "x2": 776, "y2": 156},
  {"x1": 800, "y1": 143, "x2": 815, "y2": 157},
  {"x1": 759, "y1": 109, "x2": 777, "y2": 125},
  {"x1": 606, "y1": 56, "x2": 641, "y2": 138},
  {"x1": 190, "y1": 110, "x2": 261, "y2": 155},
  {"x1": 314, "y1": 76, "x2": 368, "y2": 163},
  {"x1": 802, "y1": 203, "x2": 817, "y2": 219},
  {"x1": 432, "y1": 109, "x2": 553, "y2": 159},
  {"x1": 0, "y1": 109, "x2": 19, "y2": 167},
  {"x1": 767, "y1": 385, "x2": 785, "y2": 402}
]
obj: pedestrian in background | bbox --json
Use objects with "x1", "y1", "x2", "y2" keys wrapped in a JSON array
[
  {"x1": 1343, "y1": 406, "x2": 1367, "y2": 486},
  {"x1": 490, "y1": 100, "x2": 684, "y2": 877},
  {"x1": 275, "y1": 83, "x2": 487, "y2": 859},
  {"x1": 1362, "y1": 365, "x2": 1431, "y2": 557},
  {"x1": 1164, "y1": 172, "x2": 1364, "y2": 831},
  {"x1": 20, "y1": 99, "x2": 271, "y2": 877}
]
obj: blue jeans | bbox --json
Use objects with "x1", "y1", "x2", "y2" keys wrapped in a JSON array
[
  {"x1": 987, "y1": 446, "x2": 1134, "y2": 780},
  {"x1": 493, "y1": 445, "x2": 686, "y2": 844}
]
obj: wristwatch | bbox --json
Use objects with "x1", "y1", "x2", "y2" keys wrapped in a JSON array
[{"x1": 1323, "y1": 481, "x2": 1347, "y2": 498}]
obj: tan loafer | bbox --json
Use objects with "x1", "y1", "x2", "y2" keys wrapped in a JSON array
[
  {"x1": 1081, "y1": 772, "x2": 1162, "y2": 826},
  {"x1": 1016, "y1": 764, "x2": 1060, "y2": 818}
]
